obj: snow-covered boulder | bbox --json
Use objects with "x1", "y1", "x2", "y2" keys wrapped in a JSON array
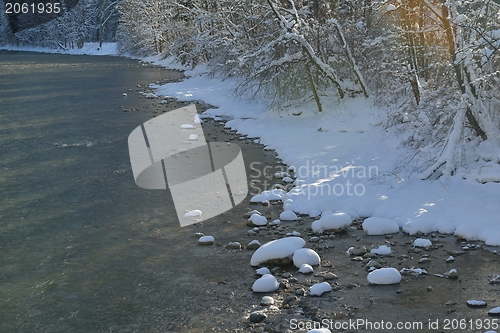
[
  {"x1": 370, "y1": 245, "x2": 392, "y2": 255},
  {"x1": 311, "y1": 212, "x2": 352, "y2": 233},
  {"x1": 256, "y1": 267, "x2": 271, "y2": 275},
  {"x1": 250, "y1": 237, "x2": 306, "y2": 266},
  {"x1": 252, "y1": 274, "x2": 279, "y2": 292},
  {"x1": 367, "y1": 268, "x2": 402, "y2": 285},
  {"x1": 362, "y1": 217, "x2": 399, "y2": 235},
  {"x1": 299, "y1": 264, "x2": 314, "y2": 274},
  {"x1": 488, "y1": 306, "x2": 500, "y2": 316},
  {"x1": 413, "y1": 238, "x2": 432, "y2": 248},
  {"x1": 198, "y1": 235, "x2": 214, "y2": 245},
  {"x1": 335, "y1": 210, "x2": 360, "y2": 220},
  {"x1": 293, "y1": 248, "x2": 321, "y2": 268},
  {"x1": 309, "y1": 282, "x2": 332, "y2": 296},
  {"x1": 248, "y1": 213, "x2": 267, "y2": 226},
  {"x1": 280, "y1": 211, "x2": 298, "y2": 221}
]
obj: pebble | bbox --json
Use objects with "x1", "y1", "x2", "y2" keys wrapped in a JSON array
[
  {"x1": 247, "y1": 230, "x2": 258, "y2": 236},
  {"x1": 247, "y1": 240, "x2": 261, "y2": 250},
  {"x1": 198, "y1": 236, "x2": 214, "y2": 246},
  {"x1": 261, "y1": 296, "x2": 274, "y2": 306},
  {"x1": 226, "y1": 242, "x2": 242, "y2": 250},
  {"x1": 447, "y1": 269, "x2": 458, "y2": 280},
  {"x1": 249, "y1": 311, "x2": 267, "y2": 323},
  {"x1": 466, "y1": 300, "x2": 487, "y2": 308},
  {"x1": 295, "y1": 288, "x2": 305, "y2": 295},
  {"x1": 322, "y1": 272, "x2": 338, "y2": 281},
  {"x1": 350, "y1": 246, "x2": 367, "y2": 256},
  {"x1": 366, "y1": 260, "x2": 382, "y2": 270}
]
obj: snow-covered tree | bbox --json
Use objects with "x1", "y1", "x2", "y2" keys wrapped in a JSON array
[{"x1": 377, "y1": 0, "x2": 500, "y2": 179}]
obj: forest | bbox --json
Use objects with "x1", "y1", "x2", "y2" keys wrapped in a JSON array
[{"x1": 1, "y1": 0, "x2": 499, "y2": 179}]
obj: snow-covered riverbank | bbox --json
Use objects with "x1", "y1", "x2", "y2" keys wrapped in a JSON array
[{"x1": 149, "y1": 62, "x2": 500, "y2": 247}]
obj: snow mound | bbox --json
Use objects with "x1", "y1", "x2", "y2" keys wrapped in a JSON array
[
  {"x1": 403, "y1": 219, "x2": 434, "y2": 235},
  {"x1": 486, "y1": 234, "x2": 500, "y2": 246},
  {"x1": 180, "y1": 124, "x2": 195, "y2": 129},
  {"x1": 413, "y1": 238, "x2": 432, "y2": 247},
  {"x1": 309, "y1": 282, "x2": 332, "y2": 296},
  {"x1": 249, "y1": 213, "x2": 267, "y2": 226},
  {"x1": 280, "y1": 211, "x2": 298, "y2": 221},
  {"x1": 367, "y1": 268, "x2": 402, "y2": 285},
  {"x1": 252, "y1": 274, "x2": 279, "y2": 292},
  {"x1": 293, "y1": 248, "x2": 321, "y2": 268},
  {"x1": 336, "y1": 210, "x2": 360, "y2": 220},
  {"x1": 362, "y1": 217, "x2": 399, "y2": 235},
  {"x1": 370, "y1": 245, "x2": 392, "y2": 255},
  {"x1": 256, "y1": 267, "x2": 271, "y2": 275},
  {"x1": 476, "y1": 164, "x2": 500, "y2": 183},
  {"x1": 488, "y1": 306, "x2": 500, "y2": 315},
  {"x1": 299, "y1": 264, "x2": 314, "y2": 274},
  {"x1": 311, "y1": 212, "x2": 352, "y2": 233},
  {"x1": 250, "y1": 189, "x2": 286, "y2": 203},
  {"x1": 467, "y1": 300, "x2": 487, "y2": 307},
  {"x1": 250, "y1": 237, "x2": 306, "y2": 266}
]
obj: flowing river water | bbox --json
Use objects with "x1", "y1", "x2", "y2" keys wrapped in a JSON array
[
  {"x1": 1, "y1": 51, "x2": 500, "y2": 333},
  {"x1": 0, "y1": 51, "x2": 283, "y2": 332}
]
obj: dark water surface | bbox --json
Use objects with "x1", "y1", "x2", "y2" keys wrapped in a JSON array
[{"x1": 0, "y1": 51, "x2": 269, "y2": 333}]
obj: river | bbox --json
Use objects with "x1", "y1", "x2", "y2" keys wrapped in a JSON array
[{"x1": 0, "y1": 51, "x2": 280, "y2": 332}]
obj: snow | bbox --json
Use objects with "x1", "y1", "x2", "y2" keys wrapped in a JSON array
[
  {"x1": 455, "y1": 14, "x2": 468, "y2": 24},
  {"x1": 198, "y1": 236, "x2": 214, "y2": 243},
  {"x1": 413, "y1": 238, "x2": 432, "y2": 248},
  {"x1": 280, "y1": 211, "x2": 298, "y2": 221},
  {"x1": 293, "y1": 248, "x2": 321, "y2": 268},
  {"x1": 400, "y1": 268, "x2": 427, "y2": 275},
  {"x1": 367, "y1": 268, "x2": 402, "y2": 285},
  {"x1": 252, "y1": 274, "x2": 279, "y2": 292},
  {"x1": 387, "y1": 4, "x2": 396, "y2": 11},
  {"x1": 309, "y1": 282, "x2": 332, "y2": 296},
  {"x1": 311, "y1": 212, "x2": 352, "y2": 233},
  {"x1": 142, "y1": 52, "x2": 500, "y2": 248},
  {"x1": 248, "y1": 213, "x2": 268, "y2": 226},
  {"x1": 250, "y1": 189, "x2": 286, "y2": 203},
  {"x1": 467, "y1": 300, "x2": 487, "y2": 307},
  {"x1": 299, "y1": 264, "x2": 314, "y2": 274},
  {"x1": 370, "y1": 245, "x2": 392, "y2": 255},
  {"x1": 250, "y1": 237, "x2": 306, "y2": 266},
  {"x1": 256, "y1": 267, "x2": 271, "y2": 275},
  {"x1": 489, "y1": 307, "x2": 500, "y2": 315},
  {"x1": 362, "y1": 217, "x2": 399, "y2": 235}
]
